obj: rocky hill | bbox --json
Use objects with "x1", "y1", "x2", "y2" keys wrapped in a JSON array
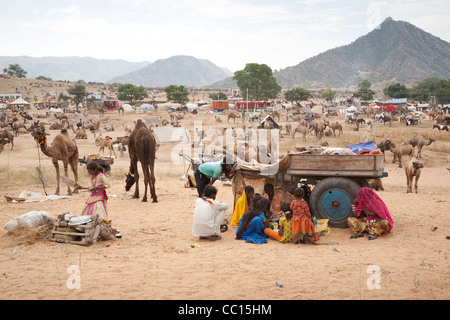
[
  {"x1": 273, "y1": 17, "x2": 450, "y2": 89},
  {"x1": 108, "y1": 55, "x2": 232, "y2": 88}
]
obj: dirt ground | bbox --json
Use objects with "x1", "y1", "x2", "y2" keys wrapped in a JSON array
[{"x1": 0, "y1": 107, "x2": 449, "y2": 301}]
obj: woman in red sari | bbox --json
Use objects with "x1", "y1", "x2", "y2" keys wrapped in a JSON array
[{"x1": 290, "y1": 187, "x2": 319, "y2": 244}]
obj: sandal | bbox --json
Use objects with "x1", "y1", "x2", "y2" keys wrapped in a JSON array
[
  {"x1": 368, "y1": 235, "x2": 377, "y2": 240},
  {"x1": 350, "y1": 233, "x2": 364, "y2": 239},
  {"x1": 220, "y1": 224, "x2": 228, "y2": 233},
  {"x1": 208, "y1": 235, "x2": 222, "y2": 241}
]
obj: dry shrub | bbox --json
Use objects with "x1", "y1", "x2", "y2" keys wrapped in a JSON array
[{"x1": 7, "y1": 222, "x2": 54, "y2": 245}]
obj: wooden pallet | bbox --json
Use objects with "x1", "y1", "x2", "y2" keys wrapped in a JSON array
[{"x1": 50, "y1": 221, "x2": 100, "y2": 246}]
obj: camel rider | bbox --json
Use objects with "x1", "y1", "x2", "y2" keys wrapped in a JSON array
[{"x1": 194, "y1": 157, "x2": 235, "y2": 198}]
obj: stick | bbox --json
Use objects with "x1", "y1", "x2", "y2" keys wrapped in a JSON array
[{"x1": 35, "y1": 166, "x2": 48, "y2": 196}]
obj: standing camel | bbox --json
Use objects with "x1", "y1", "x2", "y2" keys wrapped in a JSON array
[
  {"x1": 228, "y1": 112, "x2": 240, "y2": 124},
  {"x1": 409, "y1": 135, "x2": 435, "y2": 158},
  {"x1": 125, "y1": 119, "x2": 157, "y2": 202},
  {"x1": 31, "y1": 129, "x2": 79, "y2": 195}
]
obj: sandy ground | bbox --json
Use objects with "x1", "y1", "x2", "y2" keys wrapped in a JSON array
[{"x1": 0, "y1": 109, "x2": 449, "y2": 301}]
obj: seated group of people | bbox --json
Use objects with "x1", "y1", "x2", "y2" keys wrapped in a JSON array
[{"x1": 191, "y1": 158, "x2": 394, "y2": 243}]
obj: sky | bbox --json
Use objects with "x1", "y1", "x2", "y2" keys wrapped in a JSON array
[{"x1": 1, "y1": 0, "x2": 449, "y2": 72}]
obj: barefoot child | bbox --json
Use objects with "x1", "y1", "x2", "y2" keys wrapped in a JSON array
[{"x1": 291, "y1": 187, "x2": 319, "y2": 244}]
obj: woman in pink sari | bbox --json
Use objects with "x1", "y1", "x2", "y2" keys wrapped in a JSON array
[{"x1": 348, "y1": 187, "x2": 393, "y2": 240}]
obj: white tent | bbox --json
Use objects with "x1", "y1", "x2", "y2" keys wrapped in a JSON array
[
  {"x1": 122, "y1": 103, "x2": 133, "y2": 111},
  {"x1": 152, "y1": 127, "x2": 189, "y2": 144},
  {"x1": 346, "y1": 105, "x2": 357, "y2": 112}
]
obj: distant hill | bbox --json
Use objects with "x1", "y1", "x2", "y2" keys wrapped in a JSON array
[
  {"x1": 108, "y1": 55, "x2": 233, "y2": 88},
  {"x1": 273, "y1": 17, "x2": 450, "y2": 89},
  {"x1": 0, "y1": 56, "x2": 150, "y2": 83}
]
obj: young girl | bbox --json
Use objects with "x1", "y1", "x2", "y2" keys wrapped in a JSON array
[
  {"x1": 79, "y1": 162, "x2": 120, "y2": 239},
  {"x1": 290, "y1": 187, "x2": 319, "y2": 244},
  {"x1": 278, "y1": 202, "x2": 293, "y2": 243}
]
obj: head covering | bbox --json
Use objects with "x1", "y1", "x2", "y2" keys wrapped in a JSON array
[
  {"x1": 355, "y1": 187, "x2": 393, "y2": 232},
  {"x1": 236, "y1": 198, "x2": 271, "y2": 239}
]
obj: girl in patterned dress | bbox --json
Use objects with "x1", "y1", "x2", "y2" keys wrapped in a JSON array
[{"x1": 290, "y1": 188, "x2": 319, "y2": 244}]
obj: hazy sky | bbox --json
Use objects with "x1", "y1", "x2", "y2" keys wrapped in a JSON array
[{"x1": 1, "y1": 0, "x2": 449, "y2": 72}]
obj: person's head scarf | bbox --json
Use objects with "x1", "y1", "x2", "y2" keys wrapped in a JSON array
[
  {"x1": 355, "y1": 187, "x2": 393, "y2": 232},
  {"x1": 236, "y1": 198, "x2": 271, "y2": 239}
]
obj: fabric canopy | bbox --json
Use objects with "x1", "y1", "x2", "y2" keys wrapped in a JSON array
[
  {"x1": 384, "y1": 105, "x2": 396, "y2": 111},
  {"x1": 345, "y1": 142, "x2": 377, "y2": 154}
]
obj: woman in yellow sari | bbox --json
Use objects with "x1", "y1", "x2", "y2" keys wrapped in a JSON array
[{"x1": 231, "y1": 186, "x2": 254, "y2": 226}]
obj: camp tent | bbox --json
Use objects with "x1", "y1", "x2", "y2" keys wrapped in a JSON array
[
  {"x1": 121, "y1": 104, "x2": 133, "y2": 111},
  {"x1": 384, "y1": 105, "x2": 396, "y2": 112},
  {"x1": 9, "y1": 97, "x2": 30, "y2": 108},
  {"x1": 346, "y1": 106, "x2": 357, "y2": 112}
]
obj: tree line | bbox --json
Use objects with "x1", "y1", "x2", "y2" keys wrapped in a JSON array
[{"x1": 4, "y1": 63, "x2": 450, "y2": 106}]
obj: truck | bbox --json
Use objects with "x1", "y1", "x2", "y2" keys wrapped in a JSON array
[{"x1": 233, "y1": 152, "x2": 387, "y2": 228}]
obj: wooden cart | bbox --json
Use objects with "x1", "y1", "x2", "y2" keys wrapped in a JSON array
[
  {"x1": 234, "y1": 153, "x2": 387, "y2": 228},
  {"x1": 79, "y1": 155, "x2": 114, "y2": 173}
]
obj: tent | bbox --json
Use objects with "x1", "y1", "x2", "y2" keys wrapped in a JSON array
[
  {"x1": 346, "y1": 106, "x2": 357, "y2": 112},
  {"x1": 384, "y1": 104, "x2": 396, "y2": 112},
  {"x1": 9, "y1": 97, "x2": 30, "y2": 108},
  {"x1": 152, "y1": 127, "x2": 189, "y2": 144},
  {"x1": 122, "y1": 103, "x2": 133, "y2": 111}
]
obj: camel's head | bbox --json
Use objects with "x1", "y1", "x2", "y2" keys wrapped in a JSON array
[
  {"x1": 31, "y1": 129, "x2": 46, "y2": 145},
  {"x1": 412, "y1": 161, "x2": 424, "y2": 170},
  {"x1": 125, "y1": 172, "x2": 135, "y2": 191}
]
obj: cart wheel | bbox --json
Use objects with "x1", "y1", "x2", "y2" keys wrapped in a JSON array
[{"x1": 309, "y1": 177, "x2": 361, "y2": 228}]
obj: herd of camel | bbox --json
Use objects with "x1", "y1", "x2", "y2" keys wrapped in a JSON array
[{"x1": 0, "y1": 105, "x2": 448, "y2": 199}]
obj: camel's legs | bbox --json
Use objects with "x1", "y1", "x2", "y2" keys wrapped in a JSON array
[
  {"x1": 53, "y1": 161, "x2": 60, "y2": 195},
  {"x1": 131, "y1": 159, "x2": 140, "y2": 199},
  {"x1": 149, "y1": 160, "x2": 157, "y2": 203},
  {"x1": 140, "y1": 162, "x2": 149, "y2": 202},
  {"x1": 69, "y1": 156, "x2": 79, "y2": 194}
]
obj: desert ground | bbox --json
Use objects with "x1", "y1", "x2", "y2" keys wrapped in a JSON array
[{"x1": 0, "y1": 103, "x2": 449, "y2": 301}]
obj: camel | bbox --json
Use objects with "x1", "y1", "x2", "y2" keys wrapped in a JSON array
[
  {"x1": 369, "y1": 178, "x2": 384, "y2": 191},
  {"x1": 405, "y1": 156, "x2": 423, "y2": 194},
  {"x1": 125, "y1": 119, "x2": 158, "y2": 202},
  {"x1": 95, "y1": 134, "x2": 117, "y2": 158},
  {"x1": 112, "y1": 136, "x2": 129, "y2": 157},
  {"x1": 71, "y1": 124, "x2": 88, "y2": 139},
  {"x1": 0, "y1": 139, "x2": 9, "y2": 154},
  {"x1": 0, "y1": 130, "x2": 14, "y2": 150},
  {"x1": 270, "y1": 110, "x2": 280, "y2": 121},
  {"x1": 384, "y1": 140, "x2": 413, "y2": 168},
  {"x1": 227, "y1": 112, "x2": 240, "y2": 124},
  {"x1": 31, "y1": 129, "x2": 79, "y2": 195},
  {"x1": 292, "y1": 125, "x2": 308, "y2": 141},
  {"x1": 409, "y1": 135, "x2": 435, "y2": 159},
  {"x1": 215, "y1": 116, "x2": 222, "y2": 123},
  {"x1": 331, "y1": 122, "x2": 343, "y2": 136}
]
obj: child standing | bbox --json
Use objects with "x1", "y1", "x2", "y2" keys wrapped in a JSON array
[
  {"x1": 290, "y1": 188, "x2": 319, "y2": 244},
  {"x1": 278, "y1": 202, "x2": 293, "y2": 243}
]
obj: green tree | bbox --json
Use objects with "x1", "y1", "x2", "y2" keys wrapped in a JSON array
[
  {"x1": 435, "y1": 87, "x2": 450, "y2": 104},
  {"x1": 67, "y1": 84, "x2": 87, "y2": 112},
  {"x1": 3, "y1": 63, "x2": 27, "y2": 78},
  {"x1": 284, "y1": 87, "x2": 311, "y2": 103},
  {"x1": 117, "y1": 83, "x2": 148, "y2": 105},
  {"x1": 383, "y1": 83, "x2": 410, "y2": 98},
  {"x1": 353, "y1": 80, "x2": 375, "y2": 102},
  {"x1": 164, "y1": 85, "x2": 190, "y2": 104},
  {"x1": 233, "y1": 63, "x2": 281, "y2": 101},
  {"x1": 209, "y1": 92, "x2": 228, "y2": 100},
  {"x1": 321, "y1": 88, "x2": 336, "y2": 102}
]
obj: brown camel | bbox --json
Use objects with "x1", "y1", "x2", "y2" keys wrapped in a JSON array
[
  {"x1": 31, "y1": 129, "x2": 79, "y2": 195},
  {"x1": 125, "y1": 119, "x2": 157, "y2": 202},
  {"x1": 0, "y1": 130, "x2": 14, "y2": 150},
  {"x1": 0, "y1": 139, "x2": 9, "y2": 154},
  {"x1": 228, "y1": 112, "x2": 240, "y2": 124},
  {"x1": 384, "y1": 140, "x2": 413, "y2": 168},
  {"x1": 408, "y1": 135, "x2": 435, "y2": 158},
  {"x1": 292, "y1": 125, "x2": 308, "y2": 141},
  {"x1": 95, "y1": 134, "x2": 117, "y2": 158},
  {"x1": 71, "y1": 125, "x2": 88, "y2": 139},
  {"x1": 405, "y1": 155, "x2": 423, "y2": 194},
  {"x1": 331, "y1": 122, "x2": 343, "y2": 136}
]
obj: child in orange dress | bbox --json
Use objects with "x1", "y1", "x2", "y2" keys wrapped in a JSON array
[{"x1": 290, "y1": 187, "x2": 319, "y2": 244}]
